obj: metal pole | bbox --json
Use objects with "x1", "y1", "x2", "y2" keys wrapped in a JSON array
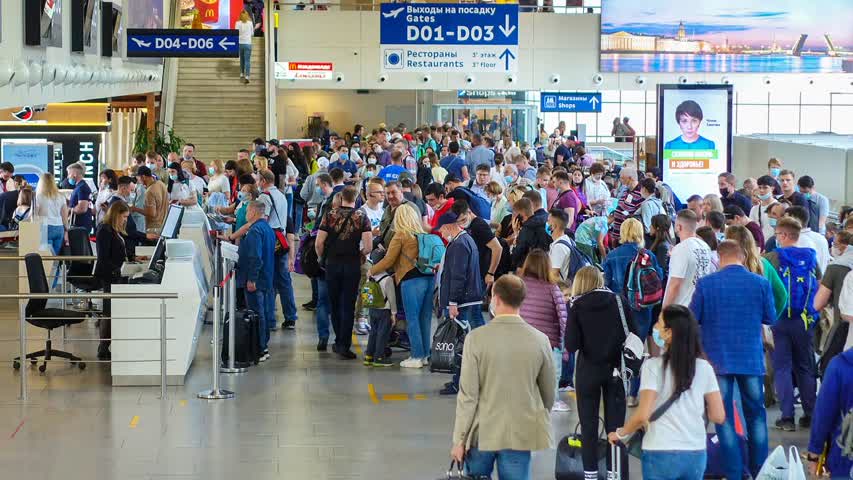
[
  {"x1": 198, "y1": 282, "x2": 233, "y2": 399},
  {"x1": 60, "y1": 262, "x2": 67, "y2": 345},
  {"x1": 160, "y1": 299, "x2": 167, "y2": 400},
  {"x1": 221, "y1": 259, "x2": 246, "y2": 374},
  {"x1": 18, "y1": 301, "x2": 27, "y2": 401}
]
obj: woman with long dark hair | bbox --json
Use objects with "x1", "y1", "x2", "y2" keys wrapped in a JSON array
[
  {"x1": 648, "y1": 214, "x2": 673, "y2": 277},
  {"x1": 608, "y1": 305, "x2": 726, "y2": 480},
  {"x1": 167, "y1": 162, "x2": 195, "y2": 207}
]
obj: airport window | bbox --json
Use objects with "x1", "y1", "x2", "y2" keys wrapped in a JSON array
[
  {"x1": 800, "y1": 106, "x2": 832, "y2": 133},
  {"x1": 768, "y1": 105, "x2": 801, "y2": 135},
  {"x1": 830, "y1": 105, "x2": 853, "y2": 134}
]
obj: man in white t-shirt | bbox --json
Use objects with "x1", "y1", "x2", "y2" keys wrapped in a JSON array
[
  {"x1": 663, "y1": 209, "x2": 715, "y2": 307},
  {"x1": 749, "y1": 175, "x2": 779, "y2": 242},
  {"x1": 840, "y1": 271, "x2": 853, "y2": 350},
  {"x1": 785, "y1": 206, "x2": 830, "y2": 274},
  {"x1": 547, "y1": 209, "x2": 573, "y2": 282}
]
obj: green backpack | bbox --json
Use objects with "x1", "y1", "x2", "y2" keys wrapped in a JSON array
[{"x1": 362, "y1": 274, "x2": 391, "y2": 309}]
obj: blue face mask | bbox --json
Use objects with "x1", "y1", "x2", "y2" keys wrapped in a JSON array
[
  {"x1": 169, "y1": 174, "x2": 178, "y2": 181},
  {"x1": 757, "y1": 192, "x2": 773, "y2": 201},
  {"x1": 237, "y1": 191, "x2": 247, "y2": 202},
  {"x1": 504, "y1": 176, "x2": 514, "y2": 184},
  {"x1": 652, "y1": 327, "x2": 666, "y2": 348},
  {"x1": 340, "y1": 153, "x2": 349, "y2": 161},
  {"x1": 768, "y1": 217, "x2": 778, "y2": 228},
  {"x1": 545, "y1": 223, "x2": 553, "y2": 235},
  {"x1": 802, "y1": 192, "x2": 812, "y2": 200},
  {"x1": 770, "y1": 168, "x2": 781, "y2": 177},
  {"x1": 68, "y1": 178, "x2": 77, "y2": 186}
]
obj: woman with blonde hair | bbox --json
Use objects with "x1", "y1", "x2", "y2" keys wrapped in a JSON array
[
  {"x1": 207, "y1": 159, "x2": 230, "y2": 194},
  {"x1": 368, "y1": 204, "x2": 435, "y2": 369},
  {"x1": 235, "y1": 10, "x2": 256, "y2": 82},
  {"x1": 94, "y1": 201, "x2": 132, "y2": 360},
  {"x1": 602, "y1": 217, "x2": 663, "y2": 406},
  {"x1": 35, "y1": 173, "x2": 69, "y2": 256},
  {"x1": 518, "y1": 249, "x2": 569, "y2": 412},
  {"x1": 565, "y1": 265, "x2": 636, "y2": 479},
  {"x1": 703, "y1": 193, "x2": 724, "y2": 216}
]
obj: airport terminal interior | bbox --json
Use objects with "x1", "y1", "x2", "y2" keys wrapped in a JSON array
[{"x1": 0, "y1": 1, "x2": 852, "y2": 479}]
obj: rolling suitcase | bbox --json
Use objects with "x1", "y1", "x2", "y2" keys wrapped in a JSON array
[{"x1": 221, "y1": 309, "x2": 262, "y2": 367}]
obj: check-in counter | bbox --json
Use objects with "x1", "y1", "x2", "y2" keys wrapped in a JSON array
[
  {"x1": 110, "y1": 239, "x2": 209, "y2": 386},
  {"x1": 178, "y1": 206, "x2": 215, "y2": 285}
]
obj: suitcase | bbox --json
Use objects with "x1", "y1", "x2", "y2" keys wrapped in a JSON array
[
  {"x1": 221, "y1": 309, "x2": 261, "y2": 367},
  {"x1": 556, "y1": 422, "x2": 629, "y2": 480}
]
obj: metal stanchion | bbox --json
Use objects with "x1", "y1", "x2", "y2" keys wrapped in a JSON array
[
  {"x1": 221, "y1": 259, "x2": 246, "y2": 374},
  {"x1": 160, "y1": 299, "x2": 168, "y2": 400},
  {"x1": 60, "y1": 263, "x2": 68, "y2": 309},
  {"x1": 198, "y1": 279, "x2": 234, "y2": 399},
  {"x1": 18, "y1": 301, "x2": 27, "y2": 401}
]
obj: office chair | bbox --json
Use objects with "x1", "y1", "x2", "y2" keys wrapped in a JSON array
[
  {"x1": 13, "y1": 253, "x2": 87, "y2": 372},
  {"x1": 65, "y1": 227, "x2": 102, "y2": 310}
]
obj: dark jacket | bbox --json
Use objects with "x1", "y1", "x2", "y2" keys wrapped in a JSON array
[
  {"x1": 565, "y1": 289, "x2": 636, "y2": 369},
  {"x1": 511, "y1": 213, "x2": 551, "y2": 270},
  {"x1": 439, "y1": 231, "x2": 484, "y2": 309},
  {"x1": 721, "y1": 191, "x2": 753, "y2": 216},
  {"x1": 807, "y1": 349, "x2": 853, "y2": 477},
  {"x1": 236, "y1": 219, "x2": 276, "y2": 291},
  {"x1": 94, "y1": 224, "x2": 128, "y2": 281}
]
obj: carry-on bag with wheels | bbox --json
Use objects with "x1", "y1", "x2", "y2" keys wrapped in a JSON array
[{"x1": 221, "y1": 309, "x2": 262, "y2": 367}]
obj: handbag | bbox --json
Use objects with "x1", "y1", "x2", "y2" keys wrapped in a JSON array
[
  {"x1": 615, "y1": 295, "x2": 644, "y2": 392},
  {"x1": 262, "y1": 191, "x2": 290, "y2": 256},
  {"x1": 430, "y1": 316, "x2": 470, "y2": 374}
]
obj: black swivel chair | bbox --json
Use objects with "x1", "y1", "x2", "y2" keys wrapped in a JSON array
[
  {"x1": 13, "y1": 253, "x2": 87, "y2": 372},
  {"x1": 65, "y1": 227, "x2": 102, "y2": 309}
]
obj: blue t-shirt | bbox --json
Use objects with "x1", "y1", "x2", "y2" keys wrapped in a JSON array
[
  {"x1": 574, "y1": 216, "x2": 608, "y2": 247},
  {"x1": 378, "y1": 165, "x2": 406, "y2": 184},
  {"x1": 440, "y1": 155, "x2": 466, "y2": 179},
  {"x1": 70, "y1": 180, "x2": 94, "y2": 232},
  {"x1": 328, "y1": 160, "x2": 357, "y2": 176},
  {"x1": 664, "y1": 135, "x2": 716, "y2": 150}
]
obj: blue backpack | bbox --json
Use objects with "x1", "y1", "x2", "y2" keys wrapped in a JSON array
[
  {"x1": 556, "y1": 238, "x2": 595, "y2": 282},
  {"x1": 776, "y1": 247, "x2": 820, "y2": 329},
  {"x1": 450, "y1": 187, "x2": 491, "y2": 221},
  {"x1": 406, "y1": 233, "x2": 446, "y2": 275}
]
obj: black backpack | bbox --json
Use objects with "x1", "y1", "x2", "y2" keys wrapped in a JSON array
[
  {"x1": 806, "y1": 198, "x2": 820, "y2": 232},
  {"x1": 298, "y1": 234, "x2": 322, "y2": 278}
]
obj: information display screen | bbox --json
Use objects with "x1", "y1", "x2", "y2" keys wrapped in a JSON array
[
  {"x1": 657, "y1": 85, "x2": 733, "y2": 202},
  {"x1": 161, "y1": 204, "x2": 185, "y2": 239},
  {"x1": 0, "y1": 140, "x2": 51, "y2": 187}
]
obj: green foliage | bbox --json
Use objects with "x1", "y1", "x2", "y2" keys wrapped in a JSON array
[{"x1": 133, "y1": 118, "x2": 186, "y2": 157}]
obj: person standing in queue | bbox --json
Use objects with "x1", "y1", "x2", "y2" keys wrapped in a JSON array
[
  {"x1": 66, "y1": 163, "x2": 94, "y2": 233},
  {"x1": 94, "y1": 202, "x2": 133, "y2": 361},
  {"x1": 236, "y1": 201, "x2": 276, "y2": 362},
  {"x1": 315, "y1": 186, "x2": 373, "y2": 360},
  {"x1": 451, "y1": 274, "x2": 555, "y2": 480}
]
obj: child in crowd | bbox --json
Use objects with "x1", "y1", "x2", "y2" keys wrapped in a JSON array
[{"x1": 362, "y1": 271, "x2": 398, "y2": 367}]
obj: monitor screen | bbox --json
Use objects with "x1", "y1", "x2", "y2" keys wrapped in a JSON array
[
  {"x1": 147, "y1": 237, "x2": 166, "y2": 271},
  {"x1": 161, "y1": 204, "x2": 184, "y2": 239},
  {"x1": 1, "y1": 140, "x2": 51, "y2": 187}
]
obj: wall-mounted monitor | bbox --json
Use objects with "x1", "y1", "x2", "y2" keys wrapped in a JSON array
[
  {"x1": 0, "y1": 139, "x2": 52, "y2": 187},
  {"x1": 101, "y1": 1, "x2": 122, "y2": 57},
  {"x1": 25, "y1": 0, "x2": 64, "y2": 47},
  {"x1": 71, "y1": 0, "x2": 101, "y2": 54},
  {"x1": 657, "y1": 85, "x2": 733, "y2": 202},
  {"x1": 600, "y1": 0, "x2": 853, "y2": 73}
]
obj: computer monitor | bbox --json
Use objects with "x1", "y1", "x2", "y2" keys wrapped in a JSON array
[
  {"x1": 147, "y1": 237, "x2": 166, "y2": 271},
  {"x1": 160, "y1": 204, "x2": 184, "y2": 239}
]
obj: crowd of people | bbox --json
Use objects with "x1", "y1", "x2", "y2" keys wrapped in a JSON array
[{"x1": 13, "y1": 119, "x2": 853, "y2": 480}]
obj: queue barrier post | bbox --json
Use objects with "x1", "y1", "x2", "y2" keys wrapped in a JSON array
[
  {"x1": 197, "y1": 251, "x2": 234, "y2": 399},
  {"x1": 18, "y1": 301, "x2": 27, "y2": 401},
  {"x1": 160, "y1": 299, "x2": 168, "y2": 400},
  {"x1": 220, "y1": 258, "x2": 246, "y2": 374}
]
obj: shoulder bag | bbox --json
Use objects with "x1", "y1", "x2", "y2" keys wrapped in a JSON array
[
  {"x1": 624, "y1": 391, "x2": 679, "y2": 458},
  {"x1": 262, "y1": 191, "x2": 290, "y2": 256}
]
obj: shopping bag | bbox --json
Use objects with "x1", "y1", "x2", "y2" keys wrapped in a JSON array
[
  {"x1": 755, "y1": 445, "x2": 789, "y2": 480},
  {"x1": 430, "y1": 316, "x2": 469, "y2": 374},
  {"x1": 787, "y1": 447, "x2": 806, "y2": 480}
]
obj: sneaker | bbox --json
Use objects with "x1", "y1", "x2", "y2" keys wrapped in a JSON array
[
  {"x1": 363, "y1": 355, "x2": 374, "y2": 366},
  {"x1": 775, "y1": 417, "x2": 796, "y2": 432},
  {"x1": 355, "y1": 319, "x2": 370, "y2": 335},
  {"x1": 337, "y1": 349, "x2": 357, "y2": 360},
  {"x1": 627, "y1": 396, "x2": 639, "y2": 408},
  {"x1": 302, "y1": 301, "x2": 316, "y2": 311},
  {"x1": 559, "y1": 385, "x2": 575, "y2": 393},
  {"x1": 798, "y1": 415, "x2": 812, "y2": 429},
  {"x1": 400, "y1": 357, "x2": 424, "y2": 369},
  {"x1": 240, "y1": 73, "x2": 244, "y2": 79},
  {"x1": 316, "y1": 338, "x2": 328, "y2": 352},
  {"x1": 259, "y1": 352, "x2": 270, "y2": 362},
  {"x1": 269, "y1": 324, "x2": 279, "y2": 331},
  {"x1": 283, "y1": 320, "x2": 296, "y2": 330},
  {"x1": 421, "y1": 357, "x2": 430, "y2": 367},
  {"x1": 440, "y1": 383, "x2": 459, "y2": 395},
  {"x1": 552, "y1": 400, "x2": 571, "y2": 412},
  {"x1": 372, "y1": 357, "x2": 393, "y2": 367}
]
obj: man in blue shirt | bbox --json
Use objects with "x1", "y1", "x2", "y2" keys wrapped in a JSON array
[
  {"x1": 664, "y1": 99, "x2": 716, "y2": 151},
  {"x1": 718, "y1": 172, "x2": 753, "y2": 215},
  {"x1": 690, "y1": 240, "x2": 776, "y2": 480},
  {"x1": 236, "y1": 201, "x2": 276, "y2": 361},
  {"x1": 378, "y1": 150, "x2": 406, "y2": 184},
  {"x1": 67, "y1": 163, "x2": 94, "y2": 233},
  {"x1": 466, "y1": 134, "x2": 495, "y2": 176},
  {"x1": 328, "y1": 144, "x2": 357, "y2": 178},
  {"x1": 440, "y1": 141, "x2": 469, "y2": 182}
]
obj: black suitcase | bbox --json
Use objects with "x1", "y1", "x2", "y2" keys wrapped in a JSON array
[{"x1": 221, "y1": 309, "x2": 261, "y2": 367}]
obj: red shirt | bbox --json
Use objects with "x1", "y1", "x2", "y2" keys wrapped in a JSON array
[{"x1": 430, "y1": 198, "x2": 455, "y2": 230}]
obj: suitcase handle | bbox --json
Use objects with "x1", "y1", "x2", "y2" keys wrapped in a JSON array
[{"x1": 611, "y1": 443, "x2": 622, "y2": 480}]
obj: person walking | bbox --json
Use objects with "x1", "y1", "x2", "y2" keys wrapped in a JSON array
[
  {"x1": 608, "y1": 305, "x2": 726, "y2": 480},
  {"x1": 235, "y1": 201, "x2": 276, "y2": 362},
  {"x1": 805, "y1": 347, "x2": 853, "y2": 478},
  {"x1": 566, "y1": 266, "x2": 636, "y2": 480},
  {"x1": 690, "y1": 240, "x2": 777, "y2": 480},
  {"x1": 236, "y1": 10, "x2": 256, "y2": 82},
  {"x1": 451, "y1": 274, "x2": 555, "y2": 480},
  {"x1": 518, "y1": 249, "x2": 568, "y2": 412}
]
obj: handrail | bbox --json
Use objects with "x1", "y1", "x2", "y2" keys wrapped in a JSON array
[
  {"x1": 0, "y1": 255, "x2": 97, "y2": 261},
  {"x1": 0, "y1": 293, "x2": 177, "y2": 300}
]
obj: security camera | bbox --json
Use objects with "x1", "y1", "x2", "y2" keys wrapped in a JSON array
[
  {"x1": 465, "y1": 75, "x2": 476, "y2": 84},
  {"x1": 506, "y1": 74, "x2": 517, "y2": 84},
  {"x1": 763, "y1": 76, "x2": 771, "y2": 85},
  {"x1": 635, "y1": 76, "x2": 646, "y2": 85},
  {"x1": 721, "y1": 76, "x2": 731, "y2": 85},
  {"x1": 592, "y1": 74, "x2": 604, "y2": 85},
  {"x1": 335, "y1": 73, "x2": 345, "y2": 83},
  {"x1": 807, "y1": 78, "x2": 815, "y2": 85},
  {"x1": 550, "y1": 74, "x2": 560, "y2": 84},
  {"x1": 378, "y1": 74, "x2": 388, "y2": 83},
  {"x1": 678, "y1": 75, "x2": 689, "y2": 84},
  {"x1": 422, "y1": 74, "x2": 431, "y2": 83}
]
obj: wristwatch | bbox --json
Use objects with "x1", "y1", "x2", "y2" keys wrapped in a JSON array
[{"x1": 486, "y1": 272, "x2": 495, "y2": 277}]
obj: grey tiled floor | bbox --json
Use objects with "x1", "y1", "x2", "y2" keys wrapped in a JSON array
[{"x1": 0, "y1": 275, "x2": 810, "y2": 480}]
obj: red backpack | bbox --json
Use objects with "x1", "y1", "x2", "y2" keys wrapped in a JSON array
[{"x1": 623, "y1": 248, "x2": 663, "y2": 310}]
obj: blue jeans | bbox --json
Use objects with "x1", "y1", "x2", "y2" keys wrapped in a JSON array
[
  {"x1": 244, "y1": 288, "x2": 268, "y2": 352},
  {"x1": 716, "y1": 374, "x2": 768, "y2": 480},
  {"x1": 293, "y1": 202, "x2": 304, "y2": 234},
  {"x1": 630, "y1": 306, "x2": 653, "y2": 397},
  {"x1": 272, "y1": 253, "x2": 298, "y2": 323},
  {"x1": 641, "y1": 450, "x2": 707, "y2": 480},
  {"x1": 771, "y1": 316, "x2": 817, "y2": 419},
  {"x1": 47, "y1": 225, "x2": 64, "y2": 288},
  {"x1": 400, "y1": 275, "x2": 435, "y2": 359},
  {"x1": 315, "y1": 277, "x2": 330, "y2": 340},
  {"x1": 465, "y1": 448, "x2": 531, "y2": 480},
  {"x1": 239, "y1": 43, "x2": 252, "y2": 76},
  {"x1": 285, "y1": 192, "x2": 294, "y2": 219},
  {"x1": 561, "y1": 352, "x2": 575, "y2": 387},
  {"x1": 552, "y1": 347, "x2": 564, "y2": 401}
]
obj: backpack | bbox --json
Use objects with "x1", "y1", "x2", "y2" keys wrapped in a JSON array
[
  {"x1": 776, "y1": 247, "x2": 820, "y2": 328},
  {"x1": 361, "y1": 274, "x2": 391, "y2": 309},
  {"x1": 556, "y1": 238, "x2": 594, "y2": 282},
  {"x1": 805, "y1": 197, "x2": 820, "y2": 232},
  {"x1": 623, "y1": 248, "x2": 664, "y2": 310},
  {"x1": 404, "y1": 233, "x2": 446, "y2": 275},
  {"x1": 297, "y1": 233, "x2": 322, "y2": 278},
  {"x1": 449, "y1": 186, "x2": 491, "y2": 221}
]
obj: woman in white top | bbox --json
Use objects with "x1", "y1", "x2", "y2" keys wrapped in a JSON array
[
  {"x1": 583, "y1": 162, "x2": 611, "y2": 217},
  {"x1": 207, "y1": 158, "x2": 231, "y2": 194},
  {"x1": 609, "y1": 305, "x2": 725, "y2": 480},
  {"x1": 166, "y1": 162, "x2": 195, "y2": 207},
  {"x1": 235, "y1": 10, "x2": 256, "y2": 82},
  {"x1": 95, "y1": 170, "x2": 118, "y2": 225},
  {"x1": 36, "y1": 173, "x2": 70, "y2": 254}
]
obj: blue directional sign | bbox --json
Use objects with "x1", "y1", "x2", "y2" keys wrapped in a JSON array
[
  {"x1": 127, "y1": 29, "x2": 239, "y2": 58},
  {"x1": 540, "y1": 92, "x2": 603, "y2": 113},
  {"x1": 380, "y1": 3, "x2": 519, "y2": 73}
]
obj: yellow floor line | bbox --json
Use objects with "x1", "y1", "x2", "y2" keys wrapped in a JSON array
[
  {"x1": 129, "y1": 416, "x2": 140, "y2": 428},
  {"x1": 352, "y1": 333, "x2": 363, "y2": 355},
  {"x1": 367, "y1": 384, "x2": 380, "y2": 404},
  {"x1": 381, "y1": 394, "x2": 410, "y2": 401},
  {"x1": 413, "y1": 394, "x2": 428, "y2": 400},
  {"x1": 179, "y1": 400, "x2": 187, "y2": 407}
]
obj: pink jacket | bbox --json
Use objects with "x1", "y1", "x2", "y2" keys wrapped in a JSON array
[{"x1": 518, "y1": 277, "x2": 567, "y2": 349}]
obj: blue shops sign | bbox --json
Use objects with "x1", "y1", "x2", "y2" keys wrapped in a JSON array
[
  {"x1": 540, "y1": 92, "x2": 602, "y2": 113},
  {"x1": 127, "y1": 29, "x2": 239, "y2": 58},
  {"x1": 380, "y1": 3, "x2": 519, "y2": 73}
]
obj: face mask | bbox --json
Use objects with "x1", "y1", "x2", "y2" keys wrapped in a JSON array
[
  {"x1": 169, "y1": 174, "x2": 178, "y2": 181},
  {"x1": 367, "y1": 157, "x2": 377, "y2": 165},
  {"x1": 68, "y1": 178, "x2": 77, "y2": 186},
  {"x1": 652, "y1": 327, "x2": 666, "y2": 348},
  {"x1": 758, "y1": 192, "x2": 772, "y2": 201},
  {"x1": 719, "y1": 187, "x2": 730, "y2": 197},
  {"x1": 237, "y1": 192, "x2": 247, "y2": 202},
  {"x1": 802, "y1": 193, "x2": 812, "y2": 200},
  {"x1": 146, "y1": 163, "x2": 156, "y2": 170},
  {"x1": 365, "y1": 171, "x2": 376, "y2": 179},
  {"x1": 545, "y1": 223, "x2": 553, "y2": 236},
  {"x1": 374, "y1": 145, "x2": 382, "y2": 154},
  {"x1": 208, "y1": 167, "x2": 215, "y2": 176},
  {"x1": 307, "y1": 209, "x2": 316, "y2": 220},
  {"x1": 352, "y1": 147, "x2": 360, "y2": 154},
  {"x1": 770, "y1": 168, "x2": 781, "y2": 177},
  {"x1": 768, "y1": 218, "x2": 778, "y2": 228},
  {"x1": 340, "y1": 153, "x2": 349, "y2": 161},
  {"x1": 504, "y1": 176, "x2": 514, "y2": 184}
]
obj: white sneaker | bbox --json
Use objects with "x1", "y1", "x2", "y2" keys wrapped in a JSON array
[
  {"x1": 240, "y1": 73, "x2": 244, "y2": 79},
  {"x1": 400, "y1": 357, "x2": 424, "y2": 369},
  {"x1": 559, "y1": 385, "x2": 575, "y2": 393},
  {"x1": 422, "y1": 357, "x2": 430, "y2": 366},
  {"x1": 552, "y1": 400, "x2": 571, "y2": 412}
]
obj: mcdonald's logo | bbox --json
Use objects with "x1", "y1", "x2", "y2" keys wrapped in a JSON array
[{"x1": 204, "y1": 8, "x2": 215, "y2": 18}]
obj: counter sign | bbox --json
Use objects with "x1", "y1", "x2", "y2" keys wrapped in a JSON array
[{"x1": 380, "y1": 3, "x2": 518, "y2": 73}]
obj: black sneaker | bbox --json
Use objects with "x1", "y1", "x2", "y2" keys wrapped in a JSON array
[
  {"x1": 316, "y1": 338, "x2": 328, "y2": 352},
  {"x1": 337, "y1": 349, "x2": 357, "y2": 360},
  {"x1": 363, "y1": 355, "x2": 374, "y2": 366},
  {"x1": 443, "y1": 381, "x2": 454, "y2": 389},
  {"x1": 302, "y1": 301, "x2": 316, "y2": 311},
  {"x1": 798, "y1": 415, "x2": 812, "y2": 429},
  {"x1": 372, "y1": 357, "x2": 393, "y2": 367},
  {"x1": 775, "y1": 417, "x2": 796, "y2": 432},
  {"x1": 440, "y1": 384, "x2": 459, "y2": 396},
  {"x1": 283, "y1": 320, "x2": 296, "y2": 330}
]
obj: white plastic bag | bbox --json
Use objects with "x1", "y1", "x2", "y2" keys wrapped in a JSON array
[
  {"x1": 755, "y1": 446, "x2": 789, "y2": 480},
  {"x1": 787, "y1": 447, "x2": 806, "y2": 480}
]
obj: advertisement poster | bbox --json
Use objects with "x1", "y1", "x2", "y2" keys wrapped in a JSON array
[
  {"x1": 600, "y1": 0, "x2": 853, "y2": 73},
  {"x1": 658, "y1": 85, "x2": 732, "y2": 202},
  {"x1": 0, "y1": 140, "x2": 50, "y2": 186},
  {"x1": 180, "y1": 0, "x2": 247, "y2": 30},
  {"x1": 127, "y1": 0, "x2": 164, "y2": 28}
]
